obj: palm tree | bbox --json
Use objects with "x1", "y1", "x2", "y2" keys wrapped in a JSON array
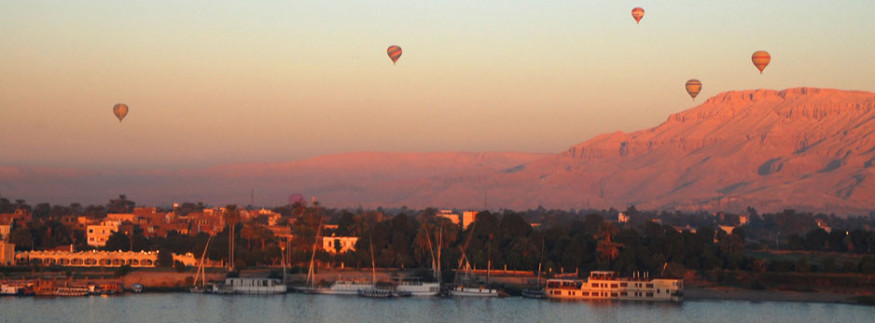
[
  {"x1": 223, "y1": 205, "x2": 241, "y2": 271},
  {"x1": 596, "y1": 222, "x2": 622, "y2": 267}
]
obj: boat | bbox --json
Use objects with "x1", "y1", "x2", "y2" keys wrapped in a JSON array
[
  {"x1": 357, "y1": 286, "x2": 394, "y2": 298},
  {"x1": 1, "y1": 283, "x2": 35, "y2": 296},
  {"x1": 210, "y1": 277, "x2": 287, "y2": 294},
  {"x1": 448, "y1": 284, "x2": 500, "y2": 297},
  {"x1": 131, "y1": 284, "x2": 144, "y2": 293},
  {"x1": 298, "y1": 279, "x2": 374, "y2": 295},
  {"x1": 521, "y1": 288, "x2": 546, "y2": 299},
  {"x1": 544, "y1": 271, "x2": 683, "y2": 302},
  {"x1": 190, "y1": 234, "x2": 214, "y2": 294},
  {"x1": 54, "y1": 285, "x2": 90, "y2": 297},
  {"x1": 92, "y1": 282, "x2": 124, "y2": 295},
  {"x1": 449, "y1": 225, "x2": 502, "y2": 298},
  {"x1": 522, "y1": 239, "x2": 546, "y2": 299},
  {"x1": 357, "y1": 237, "x2": 394, "y2": 299},
  {"x1": 394, "y1": 278, "x2": 440, "y2": 297}
]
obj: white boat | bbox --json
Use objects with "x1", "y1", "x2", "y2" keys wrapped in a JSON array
[
  {"x1": 395, "y1": 279, "x2": 440, "y2": 297},
  {"x1": 544, "y1": 271, "x2": 683, "y2": 302},
  {"x1": 448, "y1": 285, "x2": 499, "y2": 297},
  {"x1": 210, "y1": 278, "x2": 287, "y2": 294},
  {"x1": 299, "y1": 280, "x2": 374, "y2": 295}
]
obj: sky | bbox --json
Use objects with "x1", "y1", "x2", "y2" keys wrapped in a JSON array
[{"x1": 2, "y1": 0, "x2": 874, "y2": 170}]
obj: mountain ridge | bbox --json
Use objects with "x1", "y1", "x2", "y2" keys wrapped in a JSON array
[{"x1": 2, "y1": 88, "x2": 873, "y2": 214}]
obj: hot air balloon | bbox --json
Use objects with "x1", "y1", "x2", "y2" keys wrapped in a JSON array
[
  {"x1": 685, "y1": 79, "x2": 702, "y2": 100},
  {"x1": 631, "y1": 7, "x2": 645, "y2": 24},
  {"x1": 751, "y1": 50, "x2": 771, "y2": 74},
  {"x1": 113, "y1": 103, "x2": 128, "y2": 122},
  {"x1": 387, "y1": 45, "x2": 402, "y2": 64}
]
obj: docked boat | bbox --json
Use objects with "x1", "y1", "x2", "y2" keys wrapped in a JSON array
[
  {"x1": 1, "y1": 283, "x2": 34, "y2": 296},
  {"x1": 208, "y1": 278, "x2": 287, "y2": 294},
  {"x1": 54, "y1": 286, "x2": 90, "y2": 297},
  {"x1": 544, "y1": 271, "x2": 683, "y2": 302},
  {"x1": 448, "y1": 284, "x2": 500, "y2": 297},
  {"x1": 395, "y1": 278, "x2": 440, "y2": 297},
  {"x1": 298, "y1": 280, "x2": 374, "y2": 295},
  {"x1": 521, "y1": 288, "x2": 546, "y2": 299},
  {"x1": 357, "y1": 287, "x2": 394, "y2": 298}
]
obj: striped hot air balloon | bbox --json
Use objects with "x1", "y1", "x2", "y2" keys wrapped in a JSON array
[
  {"x1": 751, "y1": 50, "x2": 771, "y2": 74},
  {"x1": 387, "y1": 45, "x2": 402, "y2": 64},
  {"x1": 631, "y1": 7, "x2": 645, "y2": 24},
  {"x1": 113, "y1": 103, "x2": 128, "y2": 122},
  {"x1": 685, "y1": 79, "x2": 702, "y2": 100}
]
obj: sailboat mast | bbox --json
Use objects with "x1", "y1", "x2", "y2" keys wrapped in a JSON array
[{"x1": 307, "y1": 216, "x2": 323, "y2": 287}]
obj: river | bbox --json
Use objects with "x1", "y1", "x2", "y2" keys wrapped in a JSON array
[{"x1": 1, "y1": 293, "x2": 871, "y2": 323}]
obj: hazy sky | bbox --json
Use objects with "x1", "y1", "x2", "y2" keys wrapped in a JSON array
[{"x1": 2, "y1": 1, "x2": 874, "y2": 170}]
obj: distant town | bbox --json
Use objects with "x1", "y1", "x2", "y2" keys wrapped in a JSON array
[{"x1": 1, "y1": 194, "x2": 874, "y2": 300}]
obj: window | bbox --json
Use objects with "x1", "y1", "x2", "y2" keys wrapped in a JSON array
[
  {"x1": 582, "y1": 292, "x2": 589, "y2": 296},
  {"x1": 610, "y1": 283, "x2": 618, "y2": 288},
  {"x1": 620, "y1": 292, "x2": 627, "y2": 296},
  {"x1": 646, "y1": 292, "x2": 654, "y2": 297},
  {"x1": 591, "y1": 283, "x2": 598, "y2": 288},
  {"x1": 646, "y1": 283, "x2": 654, "y2": 288},
  {"x1": 620, "y1": 283, "x2": 627, "y2": 287}
]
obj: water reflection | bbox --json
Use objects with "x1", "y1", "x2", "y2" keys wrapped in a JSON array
[{"x1": 0, "y1": 293, "x2": 870, "y2": 323}]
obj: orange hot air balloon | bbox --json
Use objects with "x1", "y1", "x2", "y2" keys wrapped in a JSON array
[
  {"x1": 685, "y1": 79, "x2": 702, "y2": 100},
  {"x1": 751, "y1": 50, "x2": 771, "y2": 74},
  {"x1": 631, "y1": 7, "x2": 645, "y2": 24},
  {"x1": 113, "y1": 103, "x2": 129, "y2": 122},
  {"x1": 387, "y1": 45, "x2": 402, "y2": 64}
]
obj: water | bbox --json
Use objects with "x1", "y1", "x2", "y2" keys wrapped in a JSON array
[{"x1": 1, "y1": 294, "x2": 871, "y2": 323}]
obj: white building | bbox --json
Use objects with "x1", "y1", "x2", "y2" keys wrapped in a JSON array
[
  {"x1": 461, "y1": 211, "x2": 478, "y2": 230},
  {"x1": 322, "y1": 234, "x2": 358, "y2": 254},
  {"x1": 87, "y1": 220, "x2": 121, "y2": 247}
]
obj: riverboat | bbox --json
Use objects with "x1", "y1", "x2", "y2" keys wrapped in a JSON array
[
  {"x1": 207, "y1": 278, "x2": 287, "y2": 294},
  {"x1": 1, "y1": 283, "x2": 34, "y2": 296},
  {"x1": 448, "y1": 284, "x2": 500, "y2": 297},
  {"x1": 395, "y1": 278, "x2": 440, "y2": 297},
  {"x1": 544, "y1": 271, "x2": 682, "y2": 302},
  {"x1": 298, "y1": 280, "x2": 374, "y2": 295},
  {"x1": 54, "y1": 286, "x2": 90, "y2": 297}
]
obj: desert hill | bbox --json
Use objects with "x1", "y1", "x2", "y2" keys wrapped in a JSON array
[{"x1": 2, "y1": 88, "x2": 873, "y2": 214}]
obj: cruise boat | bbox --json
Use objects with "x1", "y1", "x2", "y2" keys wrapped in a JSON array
[{"x1": 544, "y1": 271, "x2": 683, "y2": 302}]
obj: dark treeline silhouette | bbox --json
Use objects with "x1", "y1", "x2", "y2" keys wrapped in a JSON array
[{"x1": 2, "y1": 197, "x2": 874, "y2": 277}]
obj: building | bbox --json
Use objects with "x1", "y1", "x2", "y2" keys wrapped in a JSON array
[
  {"x1": 0, "y1": 241, "x2": 14, "y2": 266},
  {"x1": 87, "y1": 220, "x2": 121, "y2": 247},
  {"x1": 0, "y1": 224, "x2": 11, "y2": 241},
  {"x1": 107, "y1": 213, "x2": 137, "y2": 223},
  {"x1": 322, "y1": 234, "x2": 358, "y2": 254},
  {"x1": 438, "y1": 210, "x2": 460, "y2": 226},
  {"x1": 461, "y1": 211, "x2": 478, "y2": 230}
]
